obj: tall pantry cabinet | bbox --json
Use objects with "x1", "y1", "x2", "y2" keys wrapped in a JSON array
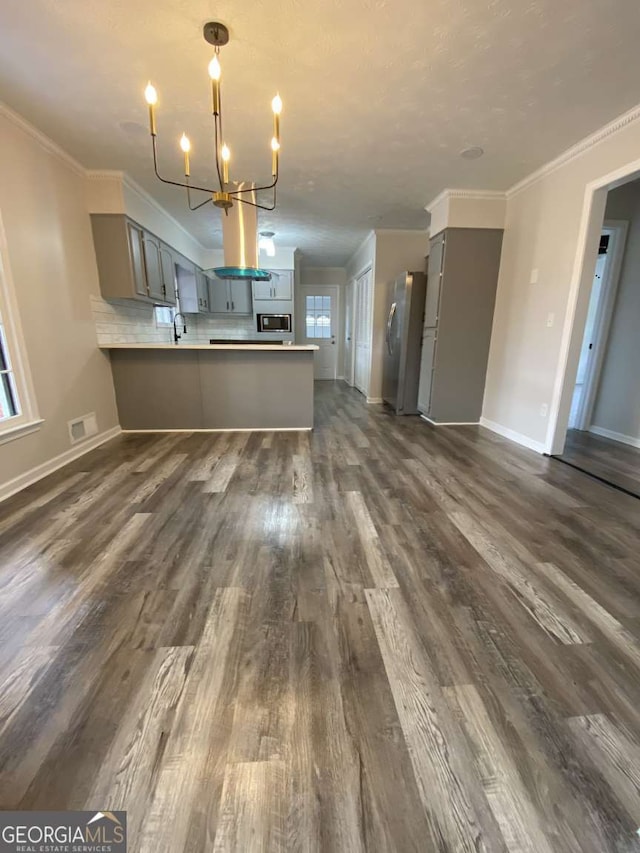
[{"x1": 417, "y1": 227, "x2": 503, "y2": 423}]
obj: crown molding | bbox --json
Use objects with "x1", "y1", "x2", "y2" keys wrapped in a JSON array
[
  {"x1": 120, "y1": 173, "x2": 210, "y2": 251},
  {"x1": 86, "y1": 169, "x2": 210, "y2": 252},
  {"x1": 507, "y1": 102, "x2": 640, "y2": 199},
  {"x1": 85, "y1": 169, "x2": 125, "y2": 182},
  {"x1": 425, "y1": 188, "x2": 506, "y2": 212},
  {"x1": 373, "y1": 227, "x2": 429, "y2": 236},
  {"x1": 0, "y1": 101, "x2": 86, "y2": 178}
]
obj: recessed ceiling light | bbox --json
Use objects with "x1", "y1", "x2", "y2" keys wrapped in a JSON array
[
  {"x1": 118, "y1": 120, "x2": 147, "y2": 137},
  {"x1": 460, "y1": 146, "x2": 484, "y2": 160},
  {"x1": 259, "y1": 231, "x2": 276, "y2": 256}
]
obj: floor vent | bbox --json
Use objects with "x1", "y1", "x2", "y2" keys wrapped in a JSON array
[{"x1": 68, "y1": 412, "x2": 98, "y2": 445}]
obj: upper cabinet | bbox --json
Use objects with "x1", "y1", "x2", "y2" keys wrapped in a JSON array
[
  {"x1": 252, "y1": 270, "x2": 293, "y2": 301},
  {"x1": 175, "y1": 257, "x2": 208, "y2": 314},
  {"x1": 208, "y1": 278, "x2": 252, "y2": 314},
  {"x1": 91, "y1": 214, "x2": 176, "y2": 306}
]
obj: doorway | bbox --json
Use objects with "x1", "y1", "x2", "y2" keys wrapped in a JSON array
[
  {"x1": 553, "y1": 177, "x2": 640, "y2": 497},
  {"x1": 344, "y1": 278, "x2": 355, "y2": 386},
  {"x1": 568, "y1": 222, "x2": 627, "y2": 431},
  {"x1": 301, "y1": 285, "x2": 339, "y2": 380},
  {"x1": 354, "y1": 267, "x2": 373, "y2": 396}
]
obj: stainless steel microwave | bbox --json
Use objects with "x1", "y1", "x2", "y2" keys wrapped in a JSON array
[{"x1": 257, "y1": 313, "x2": 292, "y2": 333}]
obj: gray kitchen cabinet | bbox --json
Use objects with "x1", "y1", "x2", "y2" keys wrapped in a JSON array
[
  {"x1": 127, "y1": 221, "x2": 148, "y2": 299},
  {"x1": 228, "y1": 279, "x2": 252, "y2": 314},
  {"x1": 424, "y1": 235, "x2": 444, "y2": 327},
  {"x1": 90, "y1": 214, "x2": 176, "y2": 306},
  {"x1": 196, "y1": 270, "x2": 210, "y2": 312},
  {"x1": 142, "y1": 233, "x2": 163, "y2": 301},
  {"x1": 142, "y1": 233, "x2": 176, "y2": 304},
  {"x1": 159, "y1": 244, "x2": 177, "y2": 302},
  {"x1": 208, "y1": 278, "x2": 252, "y2": 314},
  {"x1": 175, "y1": 258, "x2": 208, "y2": 314},
  {"x1": 417, "y1": 327, "x2": 437, "y2": 414},
  {"x1": 208, "y1": 278, "x2": 231, "y2": 313},
  {"x1": 252, "y1": 269, "x2": 293, "y2": 300},
  {"x1": 418, "y1": 227, "x2": 503, "y2": 424}
]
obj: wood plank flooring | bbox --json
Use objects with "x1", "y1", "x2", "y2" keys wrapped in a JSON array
[
  {"x1": 1, "y1": 381, "x2": 640, "y2": 851},
  {"x1": 556, "y1": 428, "x2": 640, "y2": 498}
]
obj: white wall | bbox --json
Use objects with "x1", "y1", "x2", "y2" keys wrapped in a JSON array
[
  {"x1": 0, "y1": 107, "x2": 119, "y2": 494},
  {"x1": 482, "y1": 104, "x2": 640, "y2": 452},
  {"x1": 590, "y1": 180, "x2": 640, "y2": 443}
]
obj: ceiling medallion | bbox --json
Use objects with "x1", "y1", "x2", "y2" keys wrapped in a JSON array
[{"x1": 143, "y1": 21, "x2": 282, "y2": 214}]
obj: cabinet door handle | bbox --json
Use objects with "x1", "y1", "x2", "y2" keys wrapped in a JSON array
[
  {"x1": 231, "y1": 301, "x2": 235, "y2": 310},
  {"x1": 226, "y1": 301, "x2": 229, "y2": 310}
]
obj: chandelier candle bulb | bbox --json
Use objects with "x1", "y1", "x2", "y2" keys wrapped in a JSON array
[
  {"x1": 221, "y1": 144, "x2": 230, "y2": 183},
  {"x1": 144, "y1": 82, "x2": 158, "y2": 135},
  {"x1": 272, "y1": 94, "x2": 282, "y2": 141},
  {"x1": 271, "y1": 137, "x2": 280, "y2": 176},
  {"x1": 180, "y1": 133, "x2": 191, "y2": 176},
  {"x1": 209, "y1": 55, "x2": 221, "y2": 115}
]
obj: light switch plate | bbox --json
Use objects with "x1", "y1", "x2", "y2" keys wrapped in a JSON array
[
  {"x1": 530, "y1": 269, "x2": 539, "y2": 285},
  {"x1": 546, "y1": 312, "x2": 555, "y2": 327}
]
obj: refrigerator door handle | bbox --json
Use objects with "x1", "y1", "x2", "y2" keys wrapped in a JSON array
[{"x1": 387, "y1": 302, "x2": 397, "y2": 355}]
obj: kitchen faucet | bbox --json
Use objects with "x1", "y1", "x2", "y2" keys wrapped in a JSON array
[{"x1": 173, "y1": 312, "x2": 187, "y2": 344}]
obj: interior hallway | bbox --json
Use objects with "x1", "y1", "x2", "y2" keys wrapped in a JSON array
[
  {"x1": 0, "y1": 382, "x2": 639, "y2": 852},
  {"x1": 556, "y1": 428, "x2": 640, "y2": 498}
]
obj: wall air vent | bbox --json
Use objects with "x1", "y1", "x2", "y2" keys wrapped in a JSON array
[{"x1": 68, "y1": 412, "x2": 98, "y2": 445}]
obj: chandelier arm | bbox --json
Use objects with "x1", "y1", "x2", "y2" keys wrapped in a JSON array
[
  {"x1": 235, "y1": 184, "x2": 277, "y2": 211},
  {"x1": 229, "y1": 175, "x2": 278, "y2": 195},
  {"x1": 186, "y1": 184, "x2": 214, "y2": 211},
  {"x1": 152, "y1": 136, "x2": 217, "y2": 194}
]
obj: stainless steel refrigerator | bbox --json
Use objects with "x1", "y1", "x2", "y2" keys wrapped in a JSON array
[{"x1": 382, "y1": 271, "x2": 427, "y2": 414}]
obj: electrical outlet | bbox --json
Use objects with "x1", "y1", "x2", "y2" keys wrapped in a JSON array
[
  {"x1": 540, "y1": 403, "x2": 549, "y2": 417},
  {"x1": 546, "y1": 312, "x2": 555, "y2": 328},
  {"x1": 530, "y1": 269, "x2": 539, "y2": 285}
]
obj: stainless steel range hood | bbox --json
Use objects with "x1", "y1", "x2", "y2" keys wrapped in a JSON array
[{"x1": 208, "y1": 183, "x2": 271, "y2": 281}]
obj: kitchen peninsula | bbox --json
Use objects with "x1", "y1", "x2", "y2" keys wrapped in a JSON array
[{"x1": 102, "y1": 343, "x2": 318, "y2": 431}]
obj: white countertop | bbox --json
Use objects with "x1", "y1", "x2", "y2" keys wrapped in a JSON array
[{"x1": 101, "y1": 343, "x2": 319, "y2": 352}]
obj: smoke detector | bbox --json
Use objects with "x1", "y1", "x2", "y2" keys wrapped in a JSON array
[{"x1": 460, "y1": 146, "x2": 484, "y2": 160}]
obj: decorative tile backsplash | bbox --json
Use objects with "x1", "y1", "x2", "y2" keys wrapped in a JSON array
[{"x1": 91, "y1": 295, "x2": 255, "y2": 345}]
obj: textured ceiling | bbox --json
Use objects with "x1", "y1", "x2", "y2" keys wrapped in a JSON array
[{"x1": 1, "y1": 0, "x2": 640, "y2": 265}]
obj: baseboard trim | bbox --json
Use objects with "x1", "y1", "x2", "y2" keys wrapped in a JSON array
[
  {"x1": 366, "y1": 397, "x2": 383, "y2": 404},
  {"x1": 121, "y1": 427, "x2": 313, "y2": 434},
  {"x1": 588, "y1": 425, "x2": 640, "y2": 449},
  {"x1": 479, "y1": 417, "x2": 547, "y2": 454},
  {"x1": 0, "y1": 425, "x2": 122, "y2": 504},
  {"x1": 420, "y1": 415, "x2": 480, "y2": 426}
]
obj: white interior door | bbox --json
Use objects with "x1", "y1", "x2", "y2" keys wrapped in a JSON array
[
  {"x1": 354, "y1": 268, "x2": 372, "y2": 396},
  {"x1": 569, "y1": 221, "x2": 627, "y2": 430},
  {"x1": 344, "y1": 278, "x2": 355, "y2": 385},
  {"x1": 302, "y1": 285, "x2": 339, "y2": 379}
]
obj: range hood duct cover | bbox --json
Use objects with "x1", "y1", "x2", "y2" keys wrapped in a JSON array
[{"x1": 210, "y1": 183, "x2": 271, "y2": 281}]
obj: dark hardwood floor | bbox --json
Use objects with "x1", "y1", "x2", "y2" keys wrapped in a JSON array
[
  {"x1": 1, "y1": 381, "x2": 640, "y2": 851},
  {"x1": 555, "y1": 428, "x2": 640, "y2": 498}
]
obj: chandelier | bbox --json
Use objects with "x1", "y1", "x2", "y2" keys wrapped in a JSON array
[{"x1": 143, "y1": 21, "x2": 282, "y2": 214}]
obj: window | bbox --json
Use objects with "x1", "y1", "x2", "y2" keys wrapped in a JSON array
[
  {"x1": 0, "y1": 320, "x2": 19, "y2": 422},
  {"x1": 154, "y1": 305, "x2": 175, "y2": 327},
  {"x1": 305, "y1": 295, "x2": 332, "y2": 339},
  {"x1": 0, "y1": 212, "x2": 40, "y2": 443}
]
